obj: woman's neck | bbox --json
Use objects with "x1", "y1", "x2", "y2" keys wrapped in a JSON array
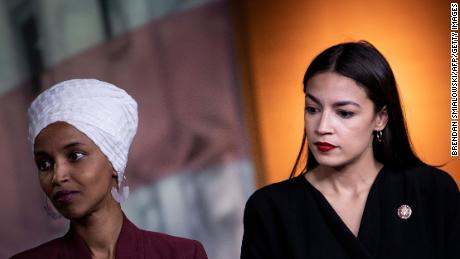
[
  {"x1": 71, "y1": 202, "x2": 123, "y2": 259},
  {"x1": 308, "y1": 158, "x2": 383, "y2": 196}
]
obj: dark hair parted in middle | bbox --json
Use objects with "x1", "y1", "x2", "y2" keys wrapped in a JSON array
[{"x1": 290, "y1": 41, "x2": 424, "y2": 178}]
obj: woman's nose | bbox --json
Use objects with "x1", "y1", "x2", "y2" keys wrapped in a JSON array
[
  {"x1": 315, "y1": 112, "x2": 333, "y2": 135},
  {"x1": 51, "y1": 161, "x2": 70, "y2": 185}
]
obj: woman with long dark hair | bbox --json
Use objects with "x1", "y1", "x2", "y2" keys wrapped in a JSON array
[{"x1": 241, "y1": 41, "x2": 459, "y2": 258}]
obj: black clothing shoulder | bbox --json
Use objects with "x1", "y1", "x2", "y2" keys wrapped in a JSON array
[
  {"x1": 241, "y1": 166, "x2": 459, "y2": 259},
  {"x1": 11, "y1": 216, "x2": 208, "y2": 259}
]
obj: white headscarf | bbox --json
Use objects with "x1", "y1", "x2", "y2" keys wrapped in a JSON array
[{"x1": 28, "y1": 79, "x2": 138, "y2": 203}]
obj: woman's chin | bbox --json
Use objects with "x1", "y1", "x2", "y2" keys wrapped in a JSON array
[
  {"x1": 56, "y1": 207, "x2": 87, "y2": 220},
  {"x1": 314, "y1": 155, "x2": 342, "y2": 167},
  {"x1": 314, "y1": 156, "x2": 351, "y2": 170}
]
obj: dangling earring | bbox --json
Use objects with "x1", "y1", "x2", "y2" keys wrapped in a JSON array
[
  {"x1": 43, "y1": 195, "x2": 62, "y2": 220},
  {"x1": 111, "y1": 173, "x2": 130, "y2": 203},
  {"x1": 376, "y1": 130, "x2": 383, "y2": 142}
]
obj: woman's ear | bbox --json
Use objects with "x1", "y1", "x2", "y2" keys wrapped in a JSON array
[{"x1": 374, "y1": 106, "x2": 389, "y2": 131}]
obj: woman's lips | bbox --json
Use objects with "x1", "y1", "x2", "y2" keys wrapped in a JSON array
[
  {"x1": 53, "y1": 190, "x2": 80, "y2": 204},
  {"x1": 314, "y1": 142, "x2": 337, "y2": 152}
]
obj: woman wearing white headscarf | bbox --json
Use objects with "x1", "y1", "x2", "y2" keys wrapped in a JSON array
[{"x1": 11, "y1": 79, "x2": 208, "y2": 259}]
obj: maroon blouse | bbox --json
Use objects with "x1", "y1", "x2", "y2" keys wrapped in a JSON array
[{"x1": 11, "y1": 216, "x2": 208, "y2": 259}]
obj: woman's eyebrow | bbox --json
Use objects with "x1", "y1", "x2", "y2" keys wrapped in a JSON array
[
  {"x1": 34, "y1": 142, "x2": 86, "y2": 156},
  {"x1": 306, "y1": 94, "x2": 321, "y2": 105},
  {"x1": 61, "y1": 142, "x2": 85, "y2": 150},
  {"x1": 306, "y1": 94, "x2": 361, "y2": 108},
  {"x1": 333, "y1": 101, "x2": 361, "y2": 108}
]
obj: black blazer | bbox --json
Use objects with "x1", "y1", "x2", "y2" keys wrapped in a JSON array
[{"x1": 241, "y1": 166, "x2": 459, "y2": 259}]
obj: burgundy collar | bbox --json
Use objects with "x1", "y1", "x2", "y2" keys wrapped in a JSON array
[{"x1": 62, "y1": 214, "x2": 141, "y2": 259}]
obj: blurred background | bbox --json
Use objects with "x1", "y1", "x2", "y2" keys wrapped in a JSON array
[{"x1": 0, "y1": 0, "x2": 458, "y2": 258}]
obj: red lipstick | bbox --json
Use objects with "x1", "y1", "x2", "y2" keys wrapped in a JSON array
[
  {"x1": 53, "y1": 190, "x2": 79, "y2": 204},
  {"x1": 314, "y1": 142, "x2": 337, "y2": 152}
]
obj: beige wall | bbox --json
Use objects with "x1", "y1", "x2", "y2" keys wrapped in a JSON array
[{"x1": 235, "y1": 0, "x2": 459, "y2": 186}]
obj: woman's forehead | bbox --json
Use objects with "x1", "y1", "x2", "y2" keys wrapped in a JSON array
[
  {"x1": 34, "y1": 122, "x2": 94, "y2": 151},
  {"x1": 305, "y1": 72, "x2": 371, "y2": 104}
]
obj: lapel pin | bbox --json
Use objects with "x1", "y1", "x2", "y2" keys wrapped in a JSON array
[{"x1": 397, "y1": 204, "x2": 412, "y2": 219}]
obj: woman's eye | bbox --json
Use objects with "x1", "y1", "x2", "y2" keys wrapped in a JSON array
[
  {"x1": 305, "y1": 106, "x2": 319, "y2": 114},
  {"x1": 338, "y1": 110, "x2": 355, "y2": 118},
  {"x1": 36, "y1": 160, "x2": 52, "y2": 171},
  {"x1": 68, "y1": 152, "x2": 85, "y2": 162}
]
